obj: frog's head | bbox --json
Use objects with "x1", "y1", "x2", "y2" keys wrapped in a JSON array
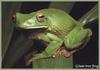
[
  {"x1": 13, "y1": 11, "x2": 50, "y2": 30},
  {"x1": 13, "y1": 9, "x2": 76, "y2": 32}
]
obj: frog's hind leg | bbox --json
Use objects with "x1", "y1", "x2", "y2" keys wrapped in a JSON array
[{"x1": 64, "y1": 27, "x2": 92, "y2": 50}]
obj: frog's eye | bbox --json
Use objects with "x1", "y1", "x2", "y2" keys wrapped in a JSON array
[{"x1": 36, "y1": 12, "x2": 45, "y2": 22}]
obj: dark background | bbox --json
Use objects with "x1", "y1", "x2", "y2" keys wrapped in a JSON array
[{"x1": 2, "y1": 2, "x2": 98, "y2": 68}]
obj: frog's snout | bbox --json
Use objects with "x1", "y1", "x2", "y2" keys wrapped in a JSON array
[{"x1": 12, "y1": 14, "x2": 16, "y2": 23}]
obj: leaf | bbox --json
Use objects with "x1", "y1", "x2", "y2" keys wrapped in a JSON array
[
  {"x1": 78, "y1": 4, "x2": 98, "y2": 26},
  {"x1": 2, "y1": 2, "x2": 23, "y2": 68},
  {"x1": 2, "y1": 2, "x2": 21, "y2": 59}
]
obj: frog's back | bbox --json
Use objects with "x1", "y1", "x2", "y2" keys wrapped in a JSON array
[
  {"x1": 39, "y1": 8, "x2": 78, "y2": 25},
  {"x1": 39, "y1": 9, "x2": 78, "y2": 38}
]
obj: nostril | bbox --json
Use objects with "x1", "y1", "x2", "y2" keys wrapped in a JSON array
[{"x1": 12, "y1": 15, "x2": 16, "y2": 23}]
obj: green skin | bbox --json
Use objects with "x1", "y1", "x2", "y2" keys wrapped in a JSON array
[{"x1": 15, "y1": 9, "x2": 92, "y2": 62}]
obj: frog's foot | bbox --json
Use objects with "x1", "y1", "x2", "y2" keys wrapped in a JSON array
[
  {"x1": 52, "y1": 47, "x2": 62, "y2": 58},
  {"x1": 61, "y1": 49, "x2": 77, "y2": 58},
  {"x1": 52, "y1": 47, "x2": 77, "y2": 58}
]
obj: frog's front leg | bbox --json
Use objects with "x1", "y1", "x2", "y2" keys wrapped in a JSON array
[
  {"x1": 26, "y1": 33, "x2": 63, "y2": 65},
  {"x1": 64, "y1": 27, "x2": 92, "y2": 50}
]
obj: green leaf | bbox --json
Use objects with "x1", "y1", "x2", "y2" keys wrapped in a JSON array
[
  {"x1": 78, "y1": 4, "x2": 98, "y2": 26},
  {"x1": 2, "y1": 2, "x2": 21, "y2": 59},
  {"x1": 2, "y1": 2, "x2": 23, "y2": 68}
]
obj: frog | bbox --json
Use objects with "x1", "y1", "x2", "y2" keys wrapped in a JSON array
[{"x1": 13, "y1": 8, "x2": 92, "y2": 65}]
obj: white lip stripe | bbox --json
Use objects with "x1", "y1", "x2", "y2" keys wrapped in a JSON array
[{"x1": 26, "y1": 26, "x2": 48, "y2": 29}]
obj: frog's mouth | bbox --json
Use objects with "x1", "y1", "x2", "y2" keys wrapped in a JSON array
[{"x1": 22, "y1": 26, "x2": 48, "y2": 29}]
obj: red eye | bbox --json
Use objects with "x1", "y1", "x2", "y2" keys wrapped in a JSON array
[
  {"x1": 36, "y1": 12, "x2": 45, "y2": 22},
  {"x1": 12, "y1": 15, "x2": 16, "y2": 23}
]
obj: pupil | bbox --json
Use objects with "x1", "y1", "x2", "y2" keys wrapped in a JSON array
[{"x1": 39, "y1": 15, "x2": 44, "y2": 18}]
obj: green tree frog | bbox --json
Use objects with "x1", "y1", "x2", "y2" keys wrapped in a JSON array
[{"x1": 14, "y1": 9, "x2": 92, "y2": 65}]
